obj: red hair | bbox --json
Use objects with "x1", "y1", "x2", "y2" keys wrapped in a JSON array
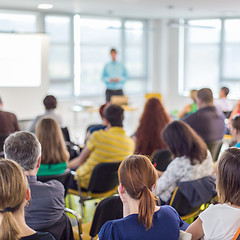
[
  {"x1": 118, "y1": 155, "x2": 158, "y2": 230},
  {"x1": 135, "y1": 98, "x2": 171, "y2": 156}
]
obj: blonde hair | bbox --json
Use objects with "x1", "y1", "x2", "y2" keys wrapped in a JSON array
[
  {"x1": 0, "y1": 159, "x2": 28, "y2": 240},
  {"x1": 118, "y1": 155, "x2": 158, "y2": 230},
  {"x1": 36, "y1": 118, "x2": 69, "y2": 164}
]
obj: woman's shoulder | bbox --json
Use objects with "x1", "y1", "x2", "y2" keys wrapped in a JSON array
[{"x1": 21, "y1": 232, "x2": 55, "y2": 240}]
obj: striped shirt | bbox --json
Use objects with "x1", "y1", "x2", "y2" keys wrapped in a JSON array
[{"x1": 76, "y1": 127, "x2": 135, "y2": 189}]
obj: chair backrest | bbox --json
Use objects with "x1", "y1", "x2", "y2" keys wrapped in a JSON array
[
  {"x1": 152, "y1": 149, "x2": 172, "y2": 171},
  {"x1": 90, "y1": 195, "x2": 123, "y2": 237},
  {"x1": 38, "y1": 212, "x2": 74, "y2": 240},
  {"x1": 61, "y1": 127, "x2": 71, "y2": 142},
  {"x1": 169, "y1": 176, "x2": 216, "y2": 217},
  {"x1": 207, "y1": 141, "x2": 223, "y2": 162},
  {"x1": 87, "y1": 162, "x2": 121, "y2": 193},
  {"x1": 37, "y1": 168, "x2": 72, "y2": 196}
]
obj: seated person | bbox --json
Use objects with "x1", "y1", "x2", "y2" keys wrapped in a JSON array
[
  {"x1": 178, "y1": 89, "x2": 198, "y2": 119},
  {"x1": 184, "y1": 88, "x2": 225, "y2": 144},
  {"x1": 230, "y1": 114, "x2": 240, "y2": 148},
  {"x1": 186, "y1": 147, "x2": 240, "y2": 240},
  {"x1": 154, "y1": 121, "x2": 214, "y2": 204},
  {"x1": 29, "y1": 95, "x2": 62, "y2": 133},
  {"x1": 229, "y1": 100, "x2": 240, "y2": 120},
  {"x1": 4, "y1": 132, "x2": 65, "y2": 232},
  {"x1": 0, "y1": 96, "x2": 20, "y2": 135},
  {"x1": 98, "y1": 155, "x2": 187, "y2": 240},
  {"x1": 35, "y1": 118, "x2": 69, "y2": 176},
  {"x1": 85, "y1": 103, "x2": 108, "y2": 143},
  {"x1": 0, "y1": 159, "x2": 55, "y2": 240},
  {"x1": 68, "y1": 104, "x2": 135, "y2": 189},
  {"x1": 215, "y1": 86, "x2": 233, "y2": 115},
  {"x1": 133, "y1": 98, "x2": 170, "y2": 156}
]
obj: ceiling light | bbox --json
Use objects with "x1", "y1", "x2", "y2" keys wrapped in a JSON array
[{"x1": 38, "y1": 4, "x2": 53, "y2": 10}]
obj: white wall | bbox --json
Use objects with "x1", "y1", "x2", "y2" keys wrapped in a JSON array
[{"x1": 0, "y1": 35, "x2": 49, "y2": 120}]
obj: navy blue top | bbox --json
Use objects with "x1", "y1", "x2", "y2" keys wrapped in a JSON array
[
  {"x1": 21, "y1": 232, "x2": 55, "y2": 240},
  {"x1": 98, "y1": 205, "x2": 185, "y2": 240}
]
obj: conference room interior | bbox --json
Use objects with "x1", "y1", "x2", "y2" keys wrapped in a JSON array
[{"x1": 0, "y1": 0, "x2": 240, "y2": 239}]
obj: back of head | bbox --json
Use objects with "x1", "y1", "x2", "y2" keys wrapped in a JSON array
[
  {"x1": 0, "y1": 159, "x2": 28, "y2": 240},
  {"x1": 135, "y1": 98, "x2": 170, "y2": 155},
  {"x1": 103, "y1": 104, "x2": 124, "y2": 127},
  {"x1": 231, "y1": 114, "x2": 240, "y2": 132},
  {"x1": 221, "y1": 87, "x2": 229, "y2": 97},
  {"x1": 35, "y1": 118, "x2": 68, "y2": 164},
  {"x1": 217, "y1": 147, "x2": 240, "y2": 206},
  {"x1": 197, "y1": 88, "x2": 213, "y2": 104},
  {"x1": 4, "y1": 131, "x2": 41, "y2": 171},
  {"x1": 118, "y1": 155, "x2": 158, "y2": 230},
  {"x1": 43, "y1": 95, "x2": 57, "y2": 110},
  {"x1": 162, "y1": 121, "x2": 207, "y2": 164}
]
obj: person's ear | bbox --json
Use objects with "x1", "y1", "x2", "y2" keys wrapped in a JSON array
[
  {"x1": 26, "y1": 188, "x2": 31, "y2": 201},
  {"x1": 36, "y1": 156, "x2": 41, "y2": 168},
  {"x1": 118, "y1": 183, "x2": 125, "y2": 195}
]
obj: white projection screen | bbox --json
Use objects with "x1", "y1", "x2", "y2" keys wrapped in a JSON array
[{"x1": 0, "y1": 33, "x2": 45, "y2": 87}]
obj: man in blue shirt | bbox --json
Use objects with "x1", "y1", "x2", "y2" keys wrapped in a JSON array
[{"x1": 102, "y1": 48, "x2": 128, "y2": 102}]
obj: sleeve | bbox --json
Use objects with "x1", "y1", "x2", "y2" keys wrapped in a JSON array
[
  {"x1": 155, "y1": 159, "x2": 184, "y2": 196},
  {"x1": 199, "y1": 204, "x2": 218, "y2": 238},
  {"x1": 168, "y1": 206, "x2": 188, "y2": 230},
  {"x1": 86, "y1": 132, "x2": 98, "y2": 151},
  {"x1": 102, "y1": 64, "x2": 110, "y2": 83},
  {"x1": 98, "y1": 221, "x2": 118, "y2": 240}
]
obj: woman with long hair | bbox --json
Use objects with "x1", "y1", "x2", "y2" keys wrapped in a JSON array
[
  {"x1": 155, "y1": 121, "x2": 214, "y2": 204},
  {"x1": 35, "y1": 118, "x2": 69, "y2": 176},
  {"x1": 98, "y1": 155, "x2": 186, "y2": 240},
  {"x1": 134, "y1": 98, "x2": 171, "y2": 156},
  {"x1": 0, "y1": 159, "x2": 55, "y2": 240},
  {"x1": 187, "y1": 147, "x2": 240, "y2": 239}
]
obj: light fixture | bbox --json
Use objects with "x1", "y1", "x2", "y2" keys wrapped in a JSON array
[{"x1": 38, "y1": 4, "x2": 53, "y2": 10}]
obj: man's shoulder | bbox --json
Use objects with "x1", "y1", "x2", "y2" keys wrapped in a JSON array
[{"x1": 0, "y1": 110, "x2": 17, "y2": 118}]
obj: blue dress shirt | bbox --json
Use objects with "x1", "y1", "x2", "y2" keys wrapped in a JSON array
[{"x1": 102, "y1": 61, "x2": 128, "y2": 90}]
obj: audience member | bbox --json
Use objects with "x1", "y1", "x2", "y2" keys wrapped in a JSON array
[
  {"x1": 35, "y1": 118, "x2": 69, "y2": 176},
  {"x1": 29, "y1": 95, "x2": 62, "y2": 133},
  {"x1": 229, "y1": 100, "x2": 240, "y2": 120},
  {"x1": 0, "y1": 96, "x2": 20, "y2": 135},
  {"x1": 186, "y1": 147, "x2": 240, "y2": 240},
  {"x1": 133, "y1": 98, "x2": 170, "y2": 156},
  {"x1": 154, "y1": 121, "x2": 213, "y2": 204},
  {"x1": 215, "y1": 86, "x2": 233, "y2": 114},
  {"x1": 0, "y1": 159, "x2": 55, "y2": 240},
  {"x1": 3, "y1": 131, "x2": 65, "y2": 231},
  {"x1": 85, "y1": 103, "x2": 108, "y2": 143},
  {"x1": 68, "y1": 104, "x2": 135, "y2": 189},
  {"x1": 184, "y1": 88, "x2": 225, "y2": 144},
  {"x1": 178, "y1": 89, "x2": 198, "y2": 119},
  {"x1": 230, "y1": 114, "x2": 240, "y2": 148},
  {"x1": 98, "y1": 155, "x2": 187, "y2": 240}
]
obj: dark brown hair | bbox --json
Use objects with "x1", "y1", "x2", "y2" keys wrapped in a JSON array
[
  {"x1": 231, "y1": 114, "x2": 240, "y2": 132},
  {"x1": 162, "y1": 121, "x2": 208, "y2": 164},
  {"x1": 221, "y1": 87, "x2": 229, "y2": 97},
  {"x1": 118, "y1": 155, "x2": 158, "y2": 230},
  {"x1": 135, "y1": 98, "x2": 170, "y2": 156},
  {"x1": 197, "y1": 88, "x2": 213, "y2": 104},
  {"x1": 217, "y1": 147, "x2": 240, "y2": 206},
  {"x1": 43, "y1": 95, "x2": 57, "y2": 110},
  {"x1": 103, "y1": 104, "x2": 124, "y2": 127}
]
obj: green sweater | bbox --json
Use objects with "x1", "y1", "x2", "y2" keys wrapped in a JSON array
[{"x1": 37, "y1": 162, "x2": 67, "y2": 176}]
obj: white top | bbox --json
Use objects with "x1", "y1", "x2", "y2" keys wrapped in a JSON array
[
  {"x1": 215, "y1": 98, "x2": 233, "y2": 112},
  {"x1": 200, "y1": 203, "x2": 240, "y2": 240},
  {"x1": 155, "y1": 151, "x2": 213, "y2": 202}
]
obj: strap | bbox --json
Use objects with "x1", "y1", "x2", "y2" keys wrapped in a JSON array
[{"x1": 233, "y1": 226, "x2": 240, "y2": 240}]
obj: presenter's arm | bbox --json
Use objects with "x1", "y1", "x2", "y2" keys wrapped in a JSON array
[{"x1": 67, "y1": 146, "x2": 91, "y2": 169}]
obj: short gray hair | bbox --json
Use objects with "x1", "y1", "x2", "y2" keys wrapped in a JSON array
[{"x1": 4, "y1": 131, "x2": 41, "y2": 171}]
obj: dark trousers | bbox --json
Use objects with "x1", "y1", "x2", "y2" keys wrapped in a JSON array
[{"x1": 106, "y1": 89, "x2": 124, "y2": 102}]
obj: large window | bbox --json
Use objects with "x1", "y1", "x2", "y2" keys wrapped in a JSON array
[
  {"x1": 45, "y1": 15, "x2": 73, "y2": 97},
  {"x1": 74, "y1": 16, "x2": 148, "y2": 97},
  {"x1": 182, "y1": 18, "x2": 240, "y2": 98}
]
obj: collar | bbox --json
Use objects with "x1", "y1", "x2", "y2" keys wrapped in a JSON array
[
  {"x1": 27, "y1": 175, "x2": 37, "y2": 183},
  {"x1": 108, "y1": 126, "x2": 125, "y2": 133}
]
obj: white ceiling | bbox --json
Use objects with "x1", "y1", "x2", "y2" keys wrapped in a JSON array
[{"x1": 0, "y1": 0, "x2": 240, "y2": 19}]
